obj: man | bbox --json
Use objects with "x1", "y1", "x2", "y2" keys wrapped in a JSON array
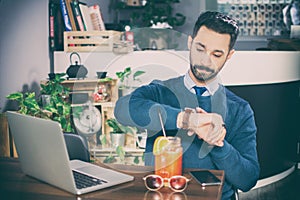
[{"x1": 114, "y1": 11, "x2": 259, "y2": 200}]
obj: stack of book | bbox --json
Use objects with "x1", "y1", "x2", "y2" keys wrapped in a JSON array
[{"x1": 49, "y1": 0, "x2": 106, "y2": 51}]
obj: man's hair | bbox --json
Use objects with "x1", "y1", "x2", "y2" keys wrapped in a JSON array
[{"x1": 192, "y1": 11, "x2": 239, "y2": 50}]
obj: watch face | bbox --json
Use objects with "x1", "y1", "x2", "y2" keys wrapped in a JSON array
[{"x1": 73, "y1": 106, "x2": 101, "y2": 136}]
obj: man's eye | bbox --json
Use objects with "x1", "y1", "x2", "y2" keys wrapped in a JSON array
[
  {"x1": 196, "y1": 48, "x2": 204, "y2": 52},
  {"x1": 214, "y1": 54, "x2": 222, "y2": 58}
]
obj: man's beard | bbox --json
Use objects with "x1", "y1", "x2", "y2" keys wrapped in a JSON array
[{"x1": 190, "y1": 64, "x2": 218, "y2": 82}]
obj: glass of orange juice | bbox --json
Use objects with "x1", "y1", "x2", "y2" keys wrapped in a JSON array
[{"x1": 154, "y1": 136, "x2": 183, "y2": 182}]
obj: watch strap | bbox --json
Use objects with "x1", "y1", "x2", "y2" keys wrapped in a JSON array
[{"x1": 182, "y1": 108, "x2": 194, "y2": 129}]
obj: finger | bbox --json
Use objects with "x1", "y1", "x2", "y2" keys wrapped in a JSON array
[
  {"x1": 221, "y1": 127, "x2": 226, "y2": 140},
  {"x1": 215, "y1": 133, "x2": 225, "y2": 147},
  {"x1": 195, "y1": 107, "x2": 207, "y2": 113},
  {"x1": 211, "y1": 127, "x2": 226, "y2": 146},
  {"x1": 187, "y1": 130, "x2": 194, "y2": 136},
  {"x1": 215, "y1": 140, "x2": 224, "y2": 147},
  {"x1": 207, "y1": 124, "x2": 225, "y2": 144},
  {"x1": 195, "y1": 125, "x2": 211, "y2": 140}
]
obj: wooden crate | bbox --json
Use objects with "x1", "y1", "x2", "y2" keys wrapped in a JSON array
[
  {"x1": 64, "y1": 31, "x2": 122, "y2": 52},
  {"x1": 0, "y1": 113, "x2": 18, "y2": 157}
]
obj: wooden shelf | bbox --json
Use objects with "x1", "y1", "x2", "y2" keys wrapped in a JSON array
[
  {"x1": 91, "y1": 146, "x2": 145, "y2": 153},
  {"x1": 64, "y1": 31, "x2": 122, "y2": 52},
  {"x1": 60, "y1": 78, "x2": 118, "y2": 104},
  {"x1": 90, "y1": 146, "x2": 145, "y2": 166},
  {"x1": 59, "y1": 78, "x2": 119, "y2": 137}
]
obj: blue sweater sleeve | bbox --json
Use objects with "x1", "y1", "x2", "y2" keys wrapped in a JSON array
[
  {"x1": 114, "y1": 83, "x2": 181, "y2": 133},
  {"x1": 210, "y1": 103, "x2": 260, "y2": 192}
]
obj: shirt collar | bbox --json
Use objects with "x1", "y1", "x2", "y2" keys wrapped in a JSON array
[{"x1": 184, "y1": 71, "x2": 220, "y2": 96}]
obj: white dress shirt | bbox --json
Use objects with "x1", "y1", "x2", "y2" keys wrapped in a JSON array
[{"x1": 183, "y1": 71, "x2": 221, "y2": 96}]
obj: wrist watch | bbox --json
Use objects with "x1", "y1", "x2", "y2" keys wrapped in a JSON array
[{"x1": 181, "y1": 108, "x2": 195, "y2": 129}]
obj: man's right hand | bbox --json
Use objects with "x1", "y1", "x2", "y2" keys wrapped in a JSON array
[{"x1": 177, "y1": 108, "x2": 226, "y2": 147}]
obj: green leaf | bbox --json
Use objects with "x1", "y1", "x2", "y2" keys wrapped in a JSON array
[
  {"x1": 103, "y1": 155, "x2": 116, "y2": 163},
  {"x1": 116, "y1": 72, "x2": 123, "y2": 79},
  {"x1": 56, "y1": 85, "x2": 64, "y2": 94},
  {"x1": 124, "y1": 67, "x2": 131, "y2": 74},
  {"x1": 98, "y1": 77, "x2": 113, "y2": 82},
  {"x1": 21, "y1": 93, "x2": 41, "y2": 115},
  {"x1": 54, "y1": 73, "x2": 67, "y2": 84},
  {"x1": 106, "y1": 118, "x2": 123, "y2": 133},
  {"x1": 60, "y1": 117, "x2": 67, "y2": 130},
  {"x1": 23, "y1": 100, "x2": 39, "y2": 110},
  {"x1": 116, "y1": 67, "x2": 132, "y2": 83},
  {"x1": 45, "y1": 106, "x2": 57, "y2": 113},
  {"x1": 116, "y1": 146, "x2": 125, "y2": 161},
  {"x1": 6, "y1": 92, "x2": 23, "y2": 101},
  {"x1": 134, "y1": 156, "x2": 140, "y2": 165},
  {"x1": 56, "y1": 104, "x2": 64, "y2": 114},
  {"x1": 142, "y1": 153, "x2": 145, "y2": 162},
  {"x1": 26, "y1": 92, "x2": 36, "y2": 99},
  {"x1": 19, "y1": 107, "x2": 27, "y2": 115},
  {"x1": 133, "y1": 71, "x2": 145, "y2": 80},
  {"x1": 72, "y1": 107, "x2": 83, "y2": 119},
  {"x1": 120, "y1": 126, "x2": 134, "y2": 135},
  {"x1": 100, "y1": 134, "x2": 107, "y2": 145},
  {"x1": 65, "y1": 122, "x2": 73, "y2": 132}
]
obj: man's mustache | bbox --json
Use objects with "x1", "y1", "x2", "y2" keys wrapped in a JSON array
[{"x1": 193, "y1": 65, "x2": 214, "y2": 73}]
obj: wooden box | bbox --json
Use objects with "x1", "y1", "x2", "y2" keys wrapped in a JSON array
[{"x1": 64, "y1": 31, "x2": 122, "y2": 52}]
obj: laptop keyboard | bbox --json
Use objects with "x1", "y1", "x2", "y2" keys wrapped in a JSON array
[{"x1": 72, "y1": 170, "x2": 108, "y2": 189}]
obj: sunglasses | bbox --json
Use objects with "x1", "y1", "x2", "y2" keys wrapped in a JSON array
[{"x1": 143, "y1": 175, "x2": 191, "y2": 192}]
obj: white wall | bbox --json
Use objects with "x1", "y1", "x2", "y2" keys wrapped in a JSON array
[
  {"x1": 0, "y1": 0, "x2": 49, "y2": 112},
  {"x1": 54, "y1": 50, "x2": 300, "y2": 86}
]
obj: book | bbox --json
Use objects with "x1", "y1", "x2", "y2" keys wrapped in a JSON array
[
  {"x1": 49, "y1": 0, "x2": 56, "y2": 51},
  {"x1": 65, "y1": 0, "x2": 77, "y2": 31},
  {"x1": 49, "y1": 0, "x2": 64, "y2": 51},
  {"x1": 79, "y1": 3, "x2": 94, "y2": 31},
  {"x1": 70, "y1": 0, "x2": 86, "y2": 31},
  {"x1": 59, "y1": 0, "x2": 72, "y2": 31},
  {"x1": 89, "y1": 4, "x2": 106, "y2": 31}
]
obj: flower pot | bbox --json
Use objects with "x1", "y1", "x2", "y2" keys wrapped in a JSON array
[
  {"x1": 40, "y1": 94, "x2": 51, "y2": 108},
  {"x1": 110, "y1": 133, "x2": 125, "y2": 147}
]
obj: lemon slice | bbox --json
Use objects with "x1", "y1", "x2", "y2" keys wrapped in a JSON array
[{"x1": 153, "y1": 136, "x2": 169, "y2": 155}]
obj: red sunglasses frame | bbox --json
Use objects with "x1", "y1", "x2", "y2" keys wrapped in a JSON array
[{"x1": 143, "y1": 174, "x2": 191, "y2": 192}]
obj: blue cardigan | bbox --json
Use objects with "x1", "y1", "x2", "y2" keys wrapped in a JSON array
[{"x1": 115, "y1": 76, "x2": 260, "y2": 199}]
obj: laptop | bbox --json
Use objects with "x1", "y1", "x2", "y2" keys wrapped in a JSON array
[{"x1": 6, "y1": 111, "x2": 134, "y2": 195}]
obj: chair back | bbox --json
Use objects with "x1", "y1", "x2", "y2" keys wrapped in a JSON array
[{"x1": 63, "y1": 133, "x2": 90, "y2": 162}]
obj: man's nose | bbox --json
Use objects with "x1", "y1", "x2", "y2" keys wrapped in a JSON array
[{"x1": 200, "y1": 53, "x2": 212, "y2": 66}]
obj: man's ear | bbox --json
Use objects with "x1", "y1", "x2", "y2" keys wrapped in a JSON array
[
  {"x1": 227, "y1": 49, "x2": 235, "y2": 60},
  {"x1": 187, "y1": 35, "x2": 193, "y2": 50}
]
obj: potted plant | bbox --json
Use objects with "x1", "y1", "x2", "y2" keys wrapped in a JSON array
[
  {"x1": 106, "y1": 118, "x2": 135, "y2": 146},
  {"x1": 6, "y1": 92, "x2": 45, "y2": 118},
  {"x1": 116, "y1": 66, "x2": 145, "y2": 96},
  {"x1": 6, "y1": 73, "x2": 75, "y2": 133},
  {"x1": 101, "y1": 118, "x2": 136, "y2": 164},
  {"x1": 40, "y1": 73, "x2": 74, "y2": 132}
]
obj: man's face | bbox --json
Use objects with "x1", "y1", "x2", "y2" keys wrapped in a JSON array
[{"x1": 188, "y1": 26, "x2": 234, "y2": 83}]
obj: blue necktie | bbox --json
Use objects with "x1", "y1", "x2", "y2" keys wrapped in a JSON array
[{"x1": 193, "y1": 86, "x2": 207, "y2": 96}]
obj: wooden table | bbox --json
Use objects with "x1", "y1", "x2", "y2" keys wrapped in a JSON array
[{"x1": 0, "y1": 157, "x2": 224, "y2": 200}]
